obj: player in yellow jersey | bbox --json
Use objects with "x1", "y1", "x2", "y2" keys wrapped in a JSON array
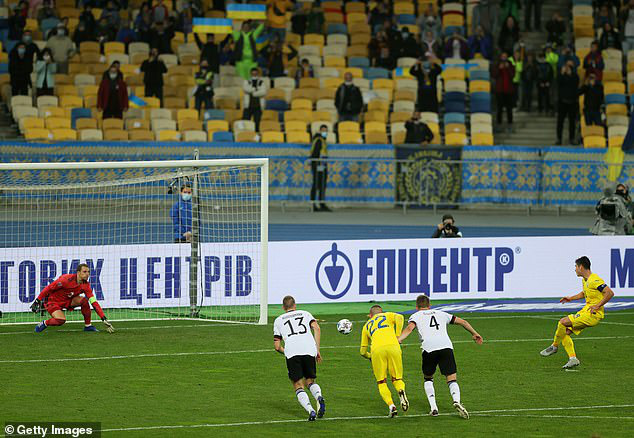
[
  {"x1": 360, "y1": 305, "x2": 409, "y2": 417},
  {"x1": 540, "y1": 256, "x2": 615, "y2": 369}
]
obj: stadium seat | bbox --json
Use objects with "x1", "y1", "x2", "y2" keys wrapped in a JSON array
[
  {"x1": 20, "y1": 116, "x2": 44, "y2": 133},
  {"x1": 36, "y1": 95, "x2": 58, "y2": 108},
  {"x1": 45, "y1": 117, "x2": 71, "y2": 130},
  {"x1": 179, "y1": 119, "x2": 203, "y2": 132},
  {"x1": 338, "y1": 121, "x2": 360, "y2": 133},
  {"x1": 471, "y1": 133, "x2": 494, "y2": 146},
  {"x1": 211, "y1": 131, "x2": 233, "y2": 142},
  {"x1": 286, "y1": 131, "x2": 311, "y2": 143},
  {"x1": 183, "y1": 130, "x2": 207, "y2": 142},
  {"x1": 152, "y1": 119, "x2": 177, "y2": 132},
  {"x1": 365, "y1": 121, "x2": 387, "y2": 133},
  {"x1": 103, "y1": 129, "x2": 128, "y2": 141},
  {"x1": 583, "y1": 135, "x2": 607, "y2": 148},
  {"x1": 128, "y1": 130, "x2": 154, "y2": 141},
  {"x1": 75, "y1": 118, "x2": 98, "y2": 130},
  {"x1": 446, "y1": 133, "x2": 468, "y2": 146},
  {"x1": 126, "y1": 118, "x2": 150, "y2": 131},
  {"x1": 365, "y1": 132, "x2": 388, "y2": 144},
  {"x1": 156, "y1": 130, "x2": 180, "y2": 141},
  {"x1": 24, "y1": 128, "x2": 51, "y2": 140},
  {"x1": 338, "y1": 131, "x2": 362, "y2": 143},
  {"x1": 102, "y1": 118, "x2": 124, "y2": 131},
  {"x1": 151, "y1": 109, "x2": 173, "y2": 121},
  {"x1": 236, "y1": 131, "x2": 258, "y2": 142},
  {"x1": 444, "y1": 113, "x2": 466, "y2": 125},
  {"x1": 203, "y1": 109, "x2": 226, "y2": 121},
  {"x1": 51, "y1": 128, "x2": 77, "y2": 141},
  {"x1": 608, "y1": 136, "x2": 624, "y2": 148},
  {"x1": 261, "y1": 131, "x2": 284, "y2": 143},
  {"x1": 233, "y1": 120, "x2": 256, "y2": 133},
  {"x1": 206, "y1": 120, "x2": 230, "y2": 133},
  {"x1": 79, "y1": 129, "x2": 103, "y2": 141}
]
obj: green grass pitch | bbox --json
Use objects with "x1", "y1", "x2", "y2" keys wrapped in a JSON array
[{"x1": 1, "y1": 303, "x2": 633, "y2": 437}]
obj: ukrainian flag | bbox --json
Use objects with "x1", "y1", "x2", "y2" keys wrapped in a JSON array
[
  {"x1": 256, "y1": 32, "x2": 269, "y2": 51},
  {"x1": 129, "y1": 94, "x2": 147, "y2": 108},
  {"x1": 226, "y1": 4, "x2": 267, "y2": 20},
  {"x1": 393, "y1": 68, "x2": 413, "y2": 78},
  {"x1": 193, "y1": 18, "x2": 233, "y2": 34}
]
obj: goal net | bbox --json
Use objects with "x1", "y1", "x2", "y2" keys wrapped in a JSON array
[{"x1": 0, "y1": 159, "x2": 268, "y2": 325}]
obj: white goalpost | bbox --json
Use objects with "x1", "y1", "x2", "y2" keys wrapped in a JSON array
[{"x1": 0, "y1": 159, "x2": 269, "y2": 325}]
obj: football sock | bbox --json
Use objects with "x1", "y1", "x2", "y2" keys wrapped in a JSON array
[
  {"x1": 553, "y1": 322, "x2": 567, "y2": 346},
  {"x1": 561, "y1": 335, "x2": 576, "y2": 358},
  {"x1": 392, "y1": 378, "x2": 405, "y2": 393},
  {"x1": 44, "y1": 318, "x2": 65, "y2": 326},
  {"x1": 295, "y1": 389, "x2": 314, "y2": 414},
  {"x1": 80, "y1": 298, "x2": 92, "y2": 325},
  {"x1": 377, "y1": 382, "x2": 394, "y2": 407},
  {"x1": 424, "y1": 379, "x2": 438, "y2": 411},
  {"x1": 448, "y1": 380, "x2": 461, "y2": 404},
  {"x1": 307, "y1": 383, "x2": 322, "y2": 401}
]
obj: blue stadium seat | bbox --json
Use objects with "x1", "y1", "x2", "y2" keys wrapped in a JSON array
[
  {"x1": 471, "y1": 100, "x2": 491, "y2": 113},
  {"x1": 366, "y1": 67, "x2": 390, "y2": 79},
  {"x1": 444, "y1": 113, "x2": 465, "y2": 125},
  {"x1": 606, "y1": 94, "x2": 626, "y2": 105},
  {"x1": 470, "y1": 70, "x2": 490, "y2": 81},
  {"x1": 4, "y1": 39, "x2": 17, "y2": 54},
  {"x1": 213, "y1": 131, "x2": 234, "y2": 142},
  {"x1": 444, "y1": 101, "x2": 466, "y2": 113},
  {"x1": 266, "y1": 99, "x2": 288, "y2": 111},
  {"x1": 327, "y1": 23, "x2": 347, "y2": 34},
  {"x1": 444, "y1": 91, "x2": 465, "y2": 102},
  {"x1": 70, "y1": 108, "x2": 91, "y2": 128},
  {"x1": 0, "y1": 63, "x2": 7, "y2": 74},
  {"x1": 348, "y1": 57, "x2": 370, "y2": 68},
  {"x1": 444, "y1": 26, "x2": 464, "y2": 36},
  {"x1": 397, "y1": 14, "x2": 416, "y2": 25},
  {"x1": 203, "y1": 109, "x2": 225, "y2": 120}
]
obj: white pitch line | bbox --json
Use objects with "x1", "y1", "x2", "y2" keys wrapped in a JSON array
[
  {"x1": 98, "y1": 404, "x2": 634, "y2": 433},
  {"x1": 0, "y1": 322, "x2": 232, "y2": 336},
  {"x1": 476, "y1": 414, "x2": 634, "y2": 420},
  {"x1": 1, "y1": 335, "x2": 633, "y2": 365}
]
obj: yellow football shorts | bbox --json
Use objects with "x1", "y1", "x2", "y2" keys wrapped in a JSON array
[
  {"x1": 568, "y1": 310, "x2": 602, "y2": 335},
  {"x1": 371, "y1": 344, "x2": 403, "y2": 382}
]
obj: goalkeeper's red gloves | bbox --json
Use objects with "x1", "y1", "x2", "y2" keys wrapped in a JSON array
[
  {"x1": 30, "y1": 299, "x2": 42, "y2": 313},
  {"x1": 101, "y1": 316, "x2": 115, "y2": 333}
]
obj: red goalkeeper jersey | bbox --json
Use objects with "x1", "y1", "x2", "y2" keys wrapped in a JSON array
[{"x1": 37, "y1": 274, "x2": 105, "y2": 318}]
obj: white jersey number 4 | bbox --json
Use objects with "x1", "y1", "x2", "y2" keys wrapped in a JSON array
[{"x1": 408, "y1": 309, "x2": 455, "y2": 353}]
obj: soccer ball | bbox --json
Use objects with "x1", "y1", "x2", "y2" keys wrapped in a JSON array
[{"x1": 337, "y1": 319, "x2": 353, "y2": 335}]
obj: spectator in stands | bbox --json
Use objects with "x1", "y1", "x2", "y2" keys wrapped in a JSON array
[
  {"x1": 45, "y1": 23, "x2": 75, "y2": 74},
  {"x1": 432, "y1": 214, "x2": 463, "y2": 238},
  {"x1": 583, "y1": 41, "x2": 605, "y2": 82},
  {"x1": 195, "y1": 34, "x2": 220, "y2": 74},
  {"x1": 8, "y1": 6, "x2": 26, "y2": 41},
  {"x1": 116, "y1": 20, "x2": 137, "y2": 48},
  {"x1": 557, "y1": 45, "x2": 580, "y2": 73},
  {"x1": 556, "y1": 60, "x2": 579, "y2": 145},
  {"x1": 101, "y1": 1, "x2": 121, "y2": 32},
  {"x1": 219, "y1": 35, "x2": 235, "y2": 66},
  {"x1": 195, "y1": 60, "x2": 214, "y2": 112},
  {"x1": 37, "y1": 1, "x2": 58, "y2": 26},
  {"x1": 501, "y1": 0, "x2": 521, "y2": 22},
  {"x1": 242, "y1": 68, "x2": 267, "y2": 131},
  {"x1": 405, "y1": 111, "x2": 434, "y2": 145},
  {"x1": 310, "y1": 124, "x2": 331, "y2": 212},
  {"x1": 510, "y1": 48, "x2": 523, "y2": 108},
  {"x1": 595, "y1": 4, "x2": 616, "y2": 29},
  {"x1": 545, "y1": 12, "x2": 565, "y2": 48},
  {"x1": 420, "y1": 30, "x2": 443, "y2": 60},
  {"x1": 383, "y1": 19, "x2": 403, "y2": 54},
  {"x1": 335, "y1": 72, "x2": 363, "y2": 122},
  {"x1": 234, "y1": 20, "x2": 265, "y2": 80},
  {"x1": 34, "y1": 48, "x2": 56, "y2": 97},
  {"x1": 97, "y1": 62, "x2": 129, "y2": 120},
  {"x1": 371, "y1": 1, "x2": 390, "y2": 33},
  {"x1": 471, "y1": 0, "x2": 499, "y2": 36},
  {"x1": 579, "y1": 73, "x2": 604, "y2": 126},
  {"x1": 135, "y1": 4, "x2": 153, "y2": 43},
  {"x1": 620, "y1": 0, "x2": 634, "y2": 53},
  {"x1": 369, "y1": 31, "x2": 395, "y2": 69},
  {"x1": 177, "y1": 3, "x2": 195, "y2": 35},
  {"x1": 536, "y1": 50, "x2": 553, "y2": 113},
  {"x1": 400, "y1": 27, "x2": 422, "y2": 59},
  {"x1": 295, "y1": 58, "x2": 315, "y2": 86},
  {"x1": 264, "y1": 36, "x2": 297, "y2": 78},
  {"x1": 410, "y1": 57, "x2": 442, "y2": 113},
  {"x1": 468, "y1": 25, "x2": 493, "y2": 60},
  {"x1": 96, "y1": 17, "x2": 115, "y2": 47},
  {"x1": 79, "y1": 4, "x2": 96, "y2": 31},
  {"x1": 291, "y1": 7, "x2": 308, "y2": 35},
  {"x1": 495, "y1": 52, "x2": 516, "y2": 132},
  {"x1": 524, "y1": 0, "x2": 542, "y2": 31},
  {"x1": 9, "y1": 42, "x2": 32, "y2": 96},
  {"x1": 152, "y1": 0, "x2": 169, "y2": 23},
  {"x1": 599, "y1": 22, "x2": 621, "y2": 50},
  {"x1": 417, "y1": 3, "x2": 441, "y2": 38},
  {"x1": 149, "y1": 21, "x2": 174, "y2": 55},
  {"x1": 73, "y1": 20, "x2": 95, "y2": 46},
  {"x1": 170, "y1": 183, "x2": 192, "y2": 243},
  {"x1": 520, "y1": 52, "x2": 537, "y2": 112},
  {"x1": 21, "y1": 30, "x2": 40, "y2": 62},
  {"x1": 306, "y1": 2, "x2": 324, "y2": 34},
  {"x1": 498, "y1": 16, "x2": 520, "y2": 57},
  {"x1": 444, "y1": 32, "x2": 468, "y2": 60},
  {"x1": 141, "y1": 48, "x2": 167, "y2": 105},
  {"x1": 267, "y1": 0, "x2": 289, "y2": 42}
]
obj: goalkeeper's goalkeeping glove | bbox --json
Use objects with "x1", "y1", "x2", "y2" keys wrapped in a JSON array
[
  {"x1": 101, "y1": 316, "x2": 115, "y2": 333},
  {"x1": 30, "y1": 299, "x2": 42, "y2": 313}
]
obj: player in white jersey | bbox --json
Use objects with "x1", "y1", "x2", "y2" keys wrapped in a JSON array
[
  {"x1": 398, "y1": 295, "x2": 483, "y2": 419},
  {"x1": 273, "y1": 295, "x2": 326, "y2": 421}
]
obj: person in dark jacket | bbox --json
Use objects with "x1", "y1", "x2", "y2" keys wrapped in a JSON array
[
  {"x1": 368, "y1": 31, "x2": 395, "y2": 69},
  {"x1": 579, "y1": 73, "x2": 604, "y2": 126},
  {"x1": 170, "y1": 184, "x2": 192, "y2": 243},
  {"x1": 9, "y1": 42, "x2": 32, "y2": 96},
  {"x1": 149, "y1": 21, "x2": 174, "y2": 54},
  {"x1": 195, "y1": 60, "x2": 214, "y2": 112},
  {"x1": 194, "y1": 33, "x2": 220, "y2": 74},
  {"x1": 495, "y1": 52, "x2": 516, "y2": 131},
  {"x1": 536, "y1": 51, "x2": 553, "y2": 113},
  {"x1": 140, "y1": 48, "x2": 167, "y2": 104},
  {"x1": 599, "y1": 22, "x2": 621, "y2": 50},
  {"x1": 498, "y1": 15, "x2": 519, "y2": 56},
  {"x1": 97, "y1": 62, "x2": 129, "y2": 119},
  {"x1": 405, "y1": 112, "x2": 434, "y2": 144},
  {"x1": 521, "y1": 52, "x2": 537, "y2": 111},
  {"x1": 556, "y1": 61, "x2": 580, "y2": 145},
  {"x1": 399, "y1": 27, "x2": 422, "y2": 58},
  {"x1": 410, "y1": 58, "x2": 442, "y2": 112},
  {"x1": 8, "y1": 6, "x2": 26, "y2": 41},
  {"x1": 545, "y1": 12, "x2": 565, "y2": 47},
  {"x1": 432, "y1": 214, "x2": 463, "y2": 238},
  {"x1": 295, "y1": 58, "x2": 315, "y2": 86},
  {"x1": 583, "y1": 41, "x2": 604, "y2": 82},
  {"x1": 335, "y1": 72, "x2": 363, "y2": 122},
  {"x1": 468, "y1": 25, "x2": 493, "y2": 60},
  {"x1": 310, "y1": 124, "x2": 331, "y2": 212}
]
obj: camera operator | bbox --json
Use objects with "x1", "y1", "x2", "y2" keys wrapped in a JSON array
[
  {"x1": 616, "y1": 184, "x2": 634, "y2": 234},
  {"x1": 431, "y1": 214, "x2": 463, "y2": 238},
  {"x1": 591, "y1": 186, "x2": 632, "y2": 236}
]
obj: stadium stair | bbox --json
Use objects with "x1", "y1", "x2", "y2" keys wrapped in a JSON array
[{"x1": 0, "y1": 104, "x2": 20, "y2": 141}]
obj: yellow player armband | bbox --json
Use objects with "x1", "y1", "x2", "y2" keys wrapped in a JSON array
[{"x1": 89, "y1": 296, "x2": 97, "y2": 304}]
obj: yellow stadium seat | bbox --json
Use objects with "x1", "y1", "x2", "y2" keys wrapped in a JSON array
[
  {"x1": 103, "y1": 129, "x2": 129, "y2": 141},
  {"x1": 604, "y1": 82, "x2": 626, "y2": 94},
  {"x1": 364, "y1": 111, "x2": 387, "y2": 123},
  {"x1": 206, "y1": 120, "x2": 230, "y2": 133},
  {"x1": 312, "y1": 110, "x2": 335, "y2": 123},
  {"x1": 471, "y1": 133, "x2": 494, "y2": 146},
  {"x1": 177, "y1": 109, "x2": 198, "y2": 122},
  {"x1": 445, "y1": 133, "x2": 468, "y2": 146},
  {"x1": 350, "y1": 33, "x2": 371, "y2": 46},
  {"x1": 104, "y1": 42, "x2": 125, "y2": 55},
  {"x1": 260, "y1": 120, "x2": 281, "y2": 132},
  {"x1": 304, "y1": 33, "x2": 325, "y2": 46},
  {"x1": 338, "y1": 121, "x2": 360, "y2": 133},
  {"x1": 366, "y1": 132, "x2": 388, "y2": 144},
  {"x1": 606, "y1": 104, "x2": 627, "y2": 116},
  {"x1": 609, "y1": 136, "x2": 624, "y2": 148},
  {"x1": 45, "y1": 117, "x2": 71, "y2": 130},
  {"x1": 364, "y1": 121, "x2": 386, "y2": 133},
  {"x1": 21, "y1": 117, "x2": 44, "y2": 132},
  {"x1": 261, "y1": 131, "x2": 285, "y2": 143},
  {"x1": 292, "y1": 88, "x2": 318, "y2": 103},
  {"x1": 602, "y1": 71, "x2": 623, "y2": 82},
  {"x1": 390, "y1": 111, "x2": 411, "y2": 124},
  {"x1": 126, "y1": 118, "x2": 150, "y2": 130},
  {"x1": 323, "y1": 78, "x2": 343, "y2": 89},
  {"x1": 583, "y1": 135, "x2": 607, "y2": 148},
  {"x1": 394, "y1": 90, "x2": 416, "y2": 102},
  {"x1": 373, "y1": 79, "x2": 394, "y2": 90},
  {"x1": 347, "y1": 44, "x2": 368, "y2": 57},
  {"x1": 367, "y1": 100, "x2": 390, "y2": 114},
  {"x1": 286, "y1": 131, "x2": 311, "y2": 143},
  {"x1": 392, "y1": 130, "x2": 406, "y2": 145},
  {"x1": 291, "y1": 98, "x2": 313, "y2": 110},
  {"x1": 299, "y1": 77, "x2": 320, "y2": 89},
  {"x1": 236, "y1": 131, "x2": 257, "y2": 142},
  {"x1": 102, "y1": 118, "x2": 124, "y2": 130},
  {"x1": 129, "y1": 130, "x2": 154, "y2": 141},
  {"x1": 51, "y1": 128, "x2": 77, "y2": 141},
  {"x1": 80, "y1": 41, "x2": 100, "y2": 54},
  {"x1": 345, "y1": 2, "x2": 365, "y2": 13},
  {"x1": 581, "y1": 125, "x2": 604, "y2": 137},
  {"x1": 25, "y1": 128, "x2": 51, "y2": 141},
  {"x1": 75, "y1": 118, "x2": 98, "y2": 130},
  {"x1": 445, "y1": 123, "x2": 467, "y2": 134},
  {"x1": 79, "y1": 129, "x2": 104, "y2": 141},
  {"x1": 324, "y1": 56, "x2": 346, "y2": 68},
  {"x1": 285, "y1": 120, "x2": 308, "y2": 132},
  {"x1": 144, "y1": 97, "x2": 161, "y2": 109},
  {"x1": 56, "y1": 85, "x2": 79, "y2": 96},
  {"x1": 442, "y1": 68, "x2": 465, "y2": 81},
  {"x1": 338, "y1": 131, "x2": 362, "y2": 143},
  {"x1": 266, "y1": 88, "x2": 287, "y2": 101},
  {"x1": 470, "y1": 80, "x2": 491, "y2": 92},
  {"x1": 443, "y1": 15, "x2": 464, "y2": 28},
  {"x1": 284, "y1": 110, "x2": 312, "y2": 123},
  {"x1": 179, "y1": 119, "x2": 203, "y2": 132},
  {"x1": 157, "y1": 130, "x2": 181, "y2": 141}
]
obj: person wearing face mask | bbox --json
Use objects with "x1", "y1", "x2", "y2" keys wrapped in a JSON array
[
  {"x1": 36, "y1": 1, "x2": 58, "y2": 26},
  {"x1": 410, "y1": 57, "x2": 442, "y2": 113},
  {"x1": 405, "y1": 111, "x2": 434, "y2": 145},
  {"x1": 79, "y1": 4, "x2": 96, "y2": 31},
  {"x1": 310, "y1": 125, "x2": 331, "y2": 212},
  {"x1": 417, "y1": 4, "x2": 441, "y2": 38},
  {"x1": 98, "y1": 62, "x2": 129, "y2": 119},
  {"x1": 335, "y1": 72, "x2": 363, "y2": 122},
  {"x1": 9, "y1": 42, "x2": 33, "y2": 96},
  {"x1": 195, "y1": 61, "x2": 214, "y2": 112},
  {"x1": 170, "y1": 184, "x2": 193, "y2": 243},
  {"x1": 579, "y1": 73, "x2": 604, "y2": 126},
  {"x1": 242, "y1": 68, "x2": 267, "y2": 131},
  {"x1": 149, "y1": 21, "x2": 175, "y2": 55},
  {"x1": 195, "y1": 33, "x2": 220, "y2": 74},
  {"x1": 9, "y1": 6, "x2": 26, "y2": 41},
  {"x1": 46, "y1": 23, "x2": 76, "y2": 74},
  {"x1": 34, "y1": 48, "x2": 57, "y2": 97},
  {"x1": 468, "y1": 26, "x2": 492, "y2": 60},
  {"x1": 141, "y1": 49, "x2": 167, "y2": 104},
  {"x1": 494, "y1": 52, "x2": 516, "y2": 133},
  {"x1": 73, "y1": 20, "x2": 96, "y2": 46},
  {"x1": 101, "y1": 1, "x2": 121, "y2": 32},
  {"x1": 116, "y1": 19, "x2": 137, "y2": 48},
  {"x1": 398, "y1": 27, "x2": 421, "y2": 59}
]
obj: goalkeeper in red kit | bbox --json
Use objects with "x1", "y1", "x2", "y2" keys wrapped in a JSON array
[{"x1": 30, "y1": 263, "x2": 115, "y2": 333}]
